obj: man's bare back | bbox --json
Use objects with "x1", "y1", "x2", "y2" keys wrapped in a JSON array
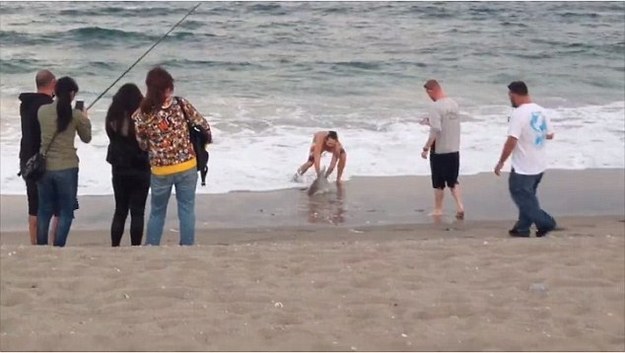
[{"x1": 295, "y1": 130, "x2": 347, "y2": 182}]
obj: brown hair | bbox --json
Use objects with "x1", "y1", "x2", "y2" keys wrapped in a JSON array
[
  {"x1": 140, "y1": 66, "x2": 174, "y2": 114},
  {"x1": 423, "y1": 79, "x2": 440, "y2": 90}
]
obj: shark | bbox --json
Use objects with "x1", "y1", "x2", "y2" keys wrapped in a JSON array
[{"x1": 307, "y1": 167, "x2": 332, "y2": 196}]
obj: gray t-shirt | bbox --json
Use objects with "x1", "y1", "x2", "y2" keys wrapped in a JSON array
[{"x1": 428, "y1": 97, "x2": 460, "y2": 154}]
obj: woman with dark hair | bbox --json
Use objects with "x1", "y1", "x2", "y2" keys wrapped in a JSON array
[
  {"x1": 106, "y1": 83, "x2": 150, "y2": 246},
  {"x1": 36, "y1": 76, "x2": 91, "y2": 247},
  {"x1": 133, "y1": 67, "x2": 211, "y2": 246}
]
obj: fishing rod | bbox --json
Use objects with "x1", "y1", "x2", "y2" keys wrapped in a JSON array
[{"x1": 86, "y1": 2, "x2": 202, "y2": 111}]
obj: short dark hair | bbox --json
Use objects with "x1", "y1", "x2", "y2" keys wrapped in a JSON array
[
  {"x1": 508, "y1": 81, "x2": 529, "y2": 95},
  {"x1": 423, "y1": 79, "x2": 440, "y2": 90},
  {"x1": 328, "y1": 130, "x2": 338, "y2": 140}
]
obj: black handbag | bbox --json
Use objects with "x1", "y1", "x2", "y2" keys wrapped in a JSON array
[
  {"x1": 18, "y1": 131, "x2": 59, "y2": 182},
  {"x1": 175, "y1": 97, "x2": 211, "y2": 186}
]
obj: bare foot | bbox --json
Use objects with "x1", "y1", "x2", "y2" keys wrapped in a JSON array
[
  {"x1": 428, "y1": 210, "x2": 443, "y2": 217},
  {"x1": 456, "y1": 210, "x2": 465, "y2": 220}
]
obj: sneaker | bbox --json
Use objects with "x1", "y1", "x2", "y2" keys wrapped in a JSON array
[
  {"x1": 509, "y1": 228, "x2": 530, "y2": 237},
  {"x1": 536, "y1": 228, "x2": 552, "y2": 238},
  {"x1": 536, "y1": 226, "x2": 564, "y2": 238}
]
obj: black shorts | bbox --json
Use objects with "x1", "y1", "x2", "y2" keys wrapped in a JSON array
[
  {"x1": 430, "y1": 152, "x2": 460, "y2": 189},
  {"x1": 25, "y1": 177, "x2": 40, "y2": 216},
  {"x1": 307, "y1": 148, "x2": 346, "y2": 163}
]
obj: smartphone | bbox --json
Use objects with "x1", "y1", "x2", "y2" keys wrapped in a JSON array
[{"x1": 75, "y1": 100, "x2": 84, "y2": 111}]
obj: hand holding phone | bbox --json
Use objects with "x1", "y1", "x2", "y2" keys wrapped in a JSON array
[{"x1": 75, "y1": 100, "x2": 84, "y2": 111}]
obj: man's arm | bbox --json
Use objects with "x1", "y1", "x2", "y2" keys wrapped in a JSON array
[
  {"x1": 421, "y1": 108, "x2": 441, "y2": 159},
  {"x1": 32, "y1": 110, "x2": 42, "y2": 155},
  {"x1": 545, "y1": 113, "x2": 555, "y2": 140},
  {"x1": 494, "y1": 136, "x2": 518, "y2": 176},
  {"x1": 312, "y1": 134, "x2": 324, "y2": 175},
  {"x1": 423, "y1": 133, "x2": 437, "y2": 151},
  {"x1": 495, "y1": 110, "x2": 524, "y2": 176},
  {"x1": 325, "y1": 150, "x2": 339, "y2": 178}
]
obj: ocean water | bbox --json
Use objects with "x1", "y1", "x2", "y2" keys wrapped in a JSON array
[{"x1": 1, "y1": 1, "x2": 623, "y2": 195}]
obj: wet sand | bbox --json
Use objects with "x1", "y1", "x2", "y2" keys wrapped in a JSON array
[{"x1": 1, "y1": 169, "x2": 623, "y2": 234}]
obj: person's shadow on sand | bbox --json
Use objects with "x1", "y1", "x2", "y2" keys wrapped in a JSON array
[{"x1": 304, "y1": 183, "x2": 346, "y2": 225}]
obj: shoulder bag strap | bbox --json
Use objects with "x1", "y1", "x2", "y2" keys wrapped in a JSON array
[
  {"x1": 175, "y1": 96, "x2": 191, "y2": 124},
  {"x1": 42, "y1": 130, "x2": 60, "y2": 157}
]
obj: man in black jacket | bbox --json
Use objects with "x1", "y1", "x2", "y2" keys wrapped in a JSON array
[{"x1": 19, "y1": 69, "x2": 58, "y2": 245}]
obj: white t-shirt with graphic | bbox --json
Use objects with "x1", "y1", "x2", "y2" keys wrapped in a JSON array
[{"x1": 508, "y1": 103, "x2": 554, "y2": 175}]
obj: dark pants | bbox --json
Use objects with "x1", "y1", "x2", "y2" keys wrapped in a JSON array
[
  {"x1": 37, "y1": 168, "x2": 78, "y2": 247},
  {"x1": 508, "y1": 169, "x2": 556, "y2": 234},
  {"x1": 111, "y1": 172, "x2": 150, "y2": 246}
]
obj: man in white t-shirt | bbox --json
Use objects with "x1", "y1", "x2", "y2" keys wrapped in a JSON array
[{"x1": 494, "y1": 81, "x2": 557, "y2": 237}]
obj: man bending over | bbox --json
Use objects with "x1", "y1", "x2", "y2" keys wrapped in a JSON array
[{"x1": 295, "y1": 130, "x2": 347, "y2": 183}]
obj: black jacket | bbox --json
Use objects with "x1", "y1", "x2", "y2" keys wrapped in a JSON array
[
  {"x1": 105, "y1": 120, "x2": 150, "y2": 176},
  {"x1": 19, "y1": 92, "x2": 53, "y2": 161}
]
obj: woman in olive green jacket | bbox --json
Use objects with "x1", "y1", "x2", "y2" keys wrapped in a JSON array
[{"x1": 37, "y1": 77, "x2": 91, "y2": 247}]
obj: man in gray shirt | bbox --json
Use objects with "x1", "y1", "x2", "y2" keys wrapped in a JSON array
[{"x1": 420, "y1": 79, "x2": 464, "y2": 219}]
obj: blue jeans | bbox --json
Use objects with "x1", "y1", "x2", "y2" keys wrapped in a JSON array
[
  {"x1": 508, "y1": 169, "x2": 556, "y2": 234},
  {"x1": 145, "y1": 168, "x2": 198, "y2": 246},
  {"x1": 37, "y1": 168, "x2": 78, "y2": 247}
]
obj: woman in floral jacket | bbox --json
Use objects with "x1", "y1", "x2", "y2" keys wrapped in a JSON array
[{"x1": 133, "y1": 67, "x2": 211, "y2": 246}]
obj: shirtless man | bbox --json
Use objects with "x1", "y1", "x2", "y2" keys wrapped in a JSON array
[{"x1": 295, "y1": 130, "x2": 347, "y2": 183}]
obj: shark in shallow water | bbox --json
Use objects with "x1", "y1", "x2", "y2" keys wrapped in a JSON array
[{"x1": 307, "y1": 167, "x2": 331, "y2": 196}]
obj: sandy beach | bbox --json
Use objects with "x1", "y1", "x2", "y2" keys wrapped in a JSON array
[{"x1": 1, "y1": 170, "x2": 624, "y2": 351}]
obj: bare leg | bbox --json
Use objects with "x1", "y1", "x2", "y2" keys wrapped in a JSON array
[
  {"x1": 298, "y1": 161, "x2": 313, "y2": 175},
  {"x1": 336, "y1": 152, "x2": 347, "y2": 182},
  {"x1": 50, "y1": 216, "x2": 59, "y2": 245},
  {"x1": 28, "y1": 216, "x2": 37, "y2": 245},
  {"x1": 430, "y1": 189, "x2": 444, "y2": 216},
  {"x1": 450, "y1": 184, "x2": 465, "y2": 219},
  {"x1": 296, "y1": 144, "x2": 318, "y2": 177}
]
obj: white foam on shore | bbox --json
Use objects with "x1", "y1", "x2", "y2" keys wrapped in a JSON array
[{"x1": 1, "y1": 101, "x2": 623, "y2": 195}]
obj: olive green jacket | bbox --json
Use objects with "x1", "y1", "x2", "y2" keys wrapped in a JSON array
[{"x1": 38, "y1": 101, "x2": 92, "y2": 171}]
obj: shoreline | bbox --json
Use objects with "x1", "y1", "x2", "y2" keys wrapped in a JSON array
[
  {"x1": 1, "y1": 167, "x2": 624, "y2": 197},
  {"x1": 1, "y1": 169, "x2": 623, "y2": 235}
]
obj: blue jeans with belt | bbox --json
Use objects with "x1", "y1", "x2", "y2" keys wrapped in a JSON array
[
  {"x1": 37, "y1": 168, "x2": 78, "y2": 247},
  {"x1": 508, "y1": 169, "x2": 557, "y2": 235},
  {"x1": 145, "y1": 168, "x2": 198, "y2": 246}
]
